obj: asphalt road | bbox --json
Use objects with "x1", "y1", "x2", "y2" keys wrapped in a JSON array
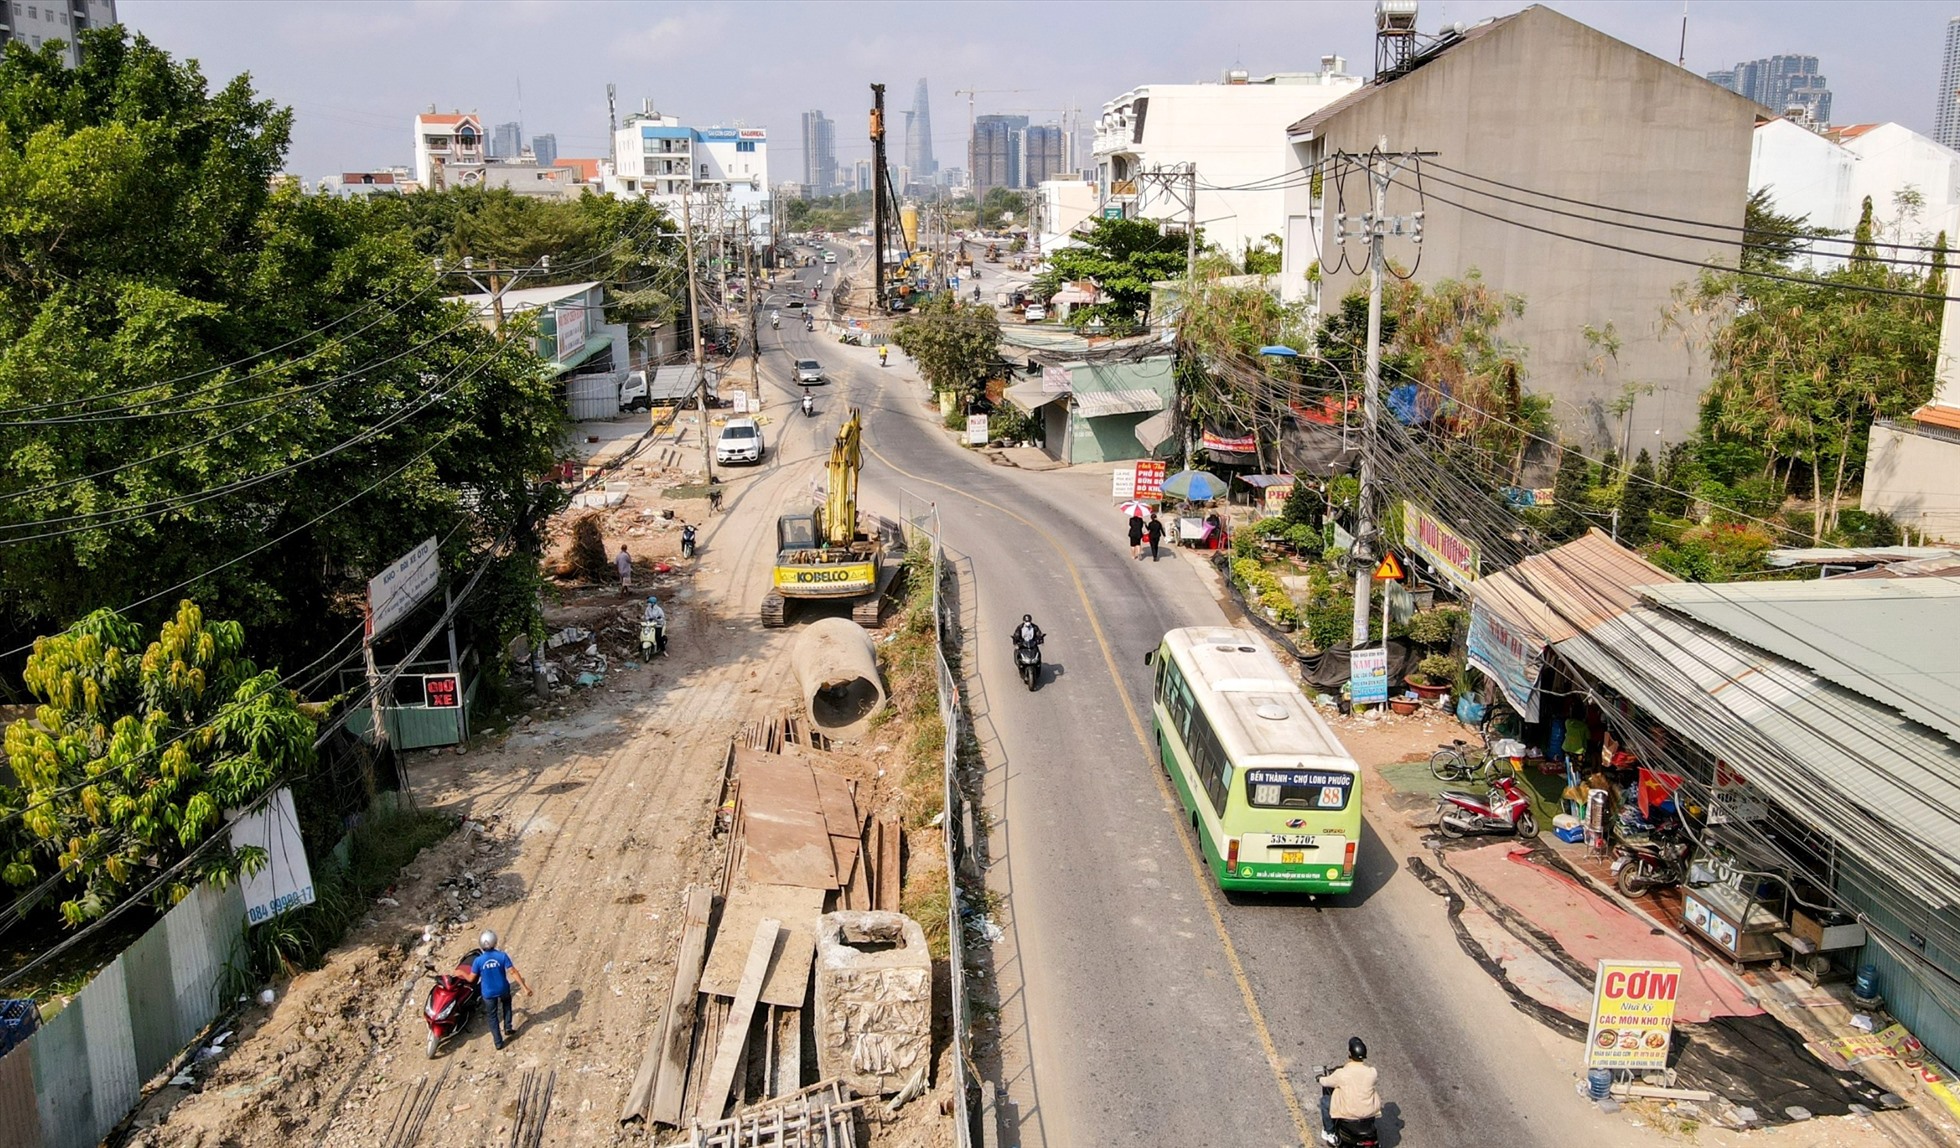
[{"x1": 753, "y1": 252, "x2": 1612, "y2": 1148}]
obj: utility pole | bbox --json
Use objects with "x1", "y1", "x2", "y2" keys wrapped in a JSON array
[
  {"x1": 1334, "y1": 140, "x2": 1428, "y2": 647},
  {"x1": 681, "y1": 192, "x2": 717, "y2": 486},
  {"x1": 488, "y1": 260, "x2": 507, "y2": 335},
  {"x1": 870, "y1": 83, "x2": 890, "y2": 313},
  {"x1": 742, "y1": 207, "x2": 759, "y2": 392}
]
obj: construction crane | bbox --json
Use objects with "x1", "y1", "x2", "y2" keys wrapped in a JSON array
[{"x1": 761, "y1": 408, "x2": 899, "y2": 628}]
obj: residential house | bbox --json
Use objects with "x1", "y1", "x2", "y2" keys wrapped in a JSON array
[
  {"x1": 0, "y1": 0, "x2": 113, "y2": 64},
  {"x1": 413, "y1": 109, "x2": 485, "y2": 190},
  {"x1": 1861, "y1": 294, "x2": 1960, "y2": 541},
  {"x1": 1282, "y1": 5, "x2": 1759, "y2": 445},
  {"x1": 1005, "y1": 355, "x2": 1177, "y2": 465},
  {"x1": 1750, "y1": 118, "x2": 1960, "y2": 269},
  {"x1": 1095, "y1": 60, "x2": 1360, "y2": 265},
  {"x1": 1033, "y1": 179, "x2": 1101, "y2": 252},
  {"x1": 447, "y1": 282, "x2": 633, "y2": 420},
  {"x1": 318, "y1": 170, "x2": 411, "y2": 198},
  {"x1": 611, "y1": 104, "x2": 770, "y2": 236}
]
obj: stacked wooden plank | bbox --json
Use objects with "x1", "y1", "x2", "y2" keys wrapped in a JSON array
[
  {"x1": 681, "y1": 1079, "x2": 861, "y2": 1148},
  {"x1": 623, "y1": 735, "x2": 896, "y2": 1139}
]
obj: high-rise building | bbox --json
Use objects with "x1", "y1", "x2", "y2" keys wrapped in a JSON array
[
  {"x1": 1938, "y1": 20, "x2": 1960, "y2": 150},
  {"x1": 972, "y1": 114, "x2": 1029, "y2": 192},
  {"x1": 1022, "y1": 124, "x2": 1067, "y2": 187},
  {"x1": 531, "y1": 134, "x2": 558, "y2": 169},
  {"x1": 905, "y1": 78, "x2": 936, "y2": 178},
  {"x1": 854, "y1": 159, "x2": 873, "y2": 194},
  {"x1": 0, "y1": 0, "x2": 114, "y2": 66},
  {"x1": 801, "y1": 110, "x2": 836, "y2": 195},
  {"x1": 1706, "y1": 55, "x2": 1832, "y2": 125},
  {"x1": 491, "y1": 121, "x2": 524, "y2": 159}
]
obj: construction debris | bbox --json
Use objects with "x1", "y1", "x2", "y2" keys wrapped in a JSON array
[{"x1": 679, "y1": 1079, "x2": 863, "y2": 1148}]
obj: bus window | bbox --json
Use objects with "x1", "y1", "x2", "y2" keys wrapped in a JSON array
[
  {"x1": 1195, "y1": 719, "x2": 1231, "y2": 815},
  {"x1": 1245, "y1": 768, "x2": 1354, "y2": 812}
]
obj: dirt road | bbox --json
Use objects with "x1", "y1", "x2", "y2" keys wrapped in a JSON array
[{"x1": 127, "y1": 379, "x2": 872, "y2": 1146}]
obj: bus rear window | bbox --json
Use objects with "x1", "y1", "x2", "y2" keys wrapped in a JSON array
[{"x1": 1245, "y1": 769, "x2": 1354, "y2": 811}]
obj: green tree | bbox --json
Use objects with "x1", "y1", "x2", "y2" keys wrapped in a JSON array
[
  {"x1": 979, "y1": 187, "x2": 1029, "y2": 225},
  {"x1": 1548, "y1": 447, "x2": 1593, "y2": 541},
  {"x1": 1280, "y1": 477, "x2": 1322, "y2": 530},
  {"x1": 890, "y1": 295, "x2": 1001, "y2": 402},
  {"x1": 2, "y1": 602, "x2": 316, "y2": 924},
  {"x1": 1851, "y1": 195, "x2": 1879, "y2": 268},
  {"x1": 1243, "y1": 232, "x2": 1282, "y2": 275},
  {"x1": 0, "y1": 31, "x2": 565, "y2": 670},
  {"x1": 1041, "y1": 217, "x2": 1190, "y2": 330},
  {"x1": 1741, "y1": 187, "x2": 1836, "y2": 276},
  {"x1": 1619, "y1": 448, "x2": 1656, "y2": 547}
]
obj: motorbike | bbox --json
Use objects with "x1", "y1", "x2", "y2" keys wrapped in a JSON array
[
  {"x1": 640, "y1": 617, "x2": 666, "y2": 660},
  {"x1": 1317, "y1": 1068, "x2": 1382, "y2": 1148},
  {"x1": 1613, "y1": 825, "x2": 1691, "y2": 896},
  {"x1": 423, "y1": 949, "x2": 484, "y2": 1058},
  {"x1": 878, "y1": 350, "x2": 889, "y2": 368},
  {"x1": 802, "y1": 395, "x2": 816, "y2": 418},
  {"x1": 1013, "y1": 636, "x2": 1042, "y2": 691},
  {"x1": 771, "y1": 317, "x2": 780, "y2": 330},
  {"x1": 1436, "y1": 773, "x2": 1540, "y2": 839},
  {"x1": 680, "y1": 524, "x2": 697, "y2": 558}
]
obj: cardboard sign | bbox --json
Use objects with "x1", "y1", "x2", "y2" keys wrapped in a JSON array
[{"x1": 1586, "y1": 961, "x2": 1681, "y2": 1071}]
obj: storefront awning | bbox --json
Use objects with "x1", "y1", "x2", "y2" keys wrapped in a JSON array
[
  {"x1": 1134, "y1": 408, "x2": 1175, "y2": 451},
  {"x1": 1004, "y1": 380, "x2": 1069, "y2": 414},
  {"x1": 1072, "y1": 388, "x2": 1166, "y2": 418},
  {"x1": 1239, "y1": 474, "x2": 1295, "y2": 488}
]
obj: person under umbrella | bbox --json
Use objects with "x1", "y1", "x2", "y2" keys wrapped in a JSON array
[{"x1": 1128, "y1": 510, "x2": 1146, "y2": 560}]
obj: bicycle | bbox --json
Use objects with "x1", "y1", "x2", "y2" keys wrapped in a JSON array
[{"x1": 1430, "y1": 723, "x2": 1524, "y2": 784}]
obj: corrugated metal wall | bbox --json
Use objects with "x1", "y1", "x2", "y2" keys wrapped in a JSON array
[
  {"x1": 1837, "y1": 856, "x2": 1960, "y2": 1071},
  {"x1": 566, "y1": 372, "x2": 623, "y2": 422},
  {"x1": 0, "y1": 881, "x2": 243, "y2": 1148}
]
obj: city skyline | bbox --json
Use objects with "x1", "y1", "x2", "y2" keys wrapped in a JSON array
[{"x1": 120, "y1": 1, "x2": 1960, "y2": 185}]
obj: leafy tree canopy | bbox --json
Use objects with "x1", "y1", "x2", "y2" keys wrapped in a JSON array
[
  {"x1": 1039, "y1": 217, "x2": 1190, "y2": 330},
  {"x1": 2, "y1": 601, "x2": 316, "y2": 924},
  {"x1": 0, "y1": 30, "x2": 565, "y2": 670},
  {"x1": 889, "y1": 294, "x2": 1001, "y2": 400}
]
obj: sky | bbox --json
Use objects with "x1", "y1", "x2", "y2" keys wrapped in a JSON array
[{"x1": 120, "y1": 0, "x2": 1960, "y2": 182}]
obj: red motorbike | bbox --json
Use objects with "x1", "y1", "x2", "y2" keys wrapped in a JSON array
[
  {"x1": 1436, "y1": 774, "x2": 1540, "y2": 840},
  {"x1": 422, "y1": 948, "x2": 483, "y2": 1058}
]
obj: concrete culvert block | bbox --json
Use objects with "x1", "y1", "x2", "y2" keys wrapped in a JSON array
[
  {"x1": 813, "y1": 911, "x2": 931, "y2": 1096},
  {"x1": 793, "y1": 617, "x2": 887, "y2": 735}
]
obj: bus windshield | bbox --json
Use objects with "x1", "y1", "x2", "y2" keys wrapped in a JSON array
[{"x1": 1244, "y1": 768, "x2": 1354, "y2": 811}]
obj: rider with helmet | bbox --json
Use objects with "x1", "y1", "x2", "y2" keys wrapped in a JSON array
[
  {"x1": 1317, "y1": 1037, "x2": 1382, "y2": 1146},
  {"x1": 1011, "y1": 614, "x2": 1044, "y2": 650},
  {"x1": 466, "y1": 929, "x2": 534, "y2": 1051}
]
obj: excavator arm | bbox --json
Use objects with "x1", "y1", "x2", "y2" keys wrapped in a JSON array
[{"x1": 824, "y1": 408, "x2": 863, "y2": 546}]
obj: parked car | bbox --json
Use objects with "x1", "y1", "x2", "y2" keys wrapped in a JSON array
[
  {"x1": 1024, "y1": 304, "x2": 1047, "y2": 323},
  {"x1": 795, "y1": 359, "x2": 826, "y2": 385},
  {"x1": 715, "y1": 418, "x2": 764, "y2": 465}
]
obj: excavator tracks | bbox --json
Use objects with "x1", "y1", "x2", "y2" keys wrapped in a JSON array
[{"x1": 760, "y1": 591, "x2": 788, "y2": 628}]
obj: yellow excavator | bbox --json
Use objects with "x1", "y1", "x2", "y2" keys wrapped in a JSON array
[{"x1": 762, "y1": 408, "x2": 899, "y2": 627}]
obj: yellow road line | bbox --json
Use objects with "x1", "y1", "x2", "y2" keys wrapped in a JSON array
[{"x1": 862, "y1": 436, "x2": 1317, "y2": 1148}]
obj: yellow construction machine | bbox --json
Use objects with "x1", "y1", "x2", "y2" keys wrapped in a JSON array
[{"x1": 762, "y1": 408, "x2": 899, "y2": 627}]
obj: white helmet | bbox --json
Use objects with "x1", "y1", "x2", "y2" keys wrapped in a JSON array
[{"x1": 479, "y1": 930, "x2": 498, "y2": 950}]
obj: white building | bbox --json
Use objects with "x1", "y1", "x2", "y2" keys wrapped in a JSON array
[
  {"x1": 611, "y1": 106, "x2": 770, "y2": 234},
  {"x1": 1750, "y1": 119, "x2": 1960, "y2": 269},
  {"x1": 1862, "y1": 294, "x2": 1960, "y2": 541},
  {"x1": 1094, "y1": 59, "x2": 1361, "y2": 264},
  {"x1": 0, "y1": 0, "x2": 114, "y2": 65},
  {"x1": 413, "y1": 110, "x2": 485, "y2": 190},
  {"x1": 1033, "y1": 179, "x2": 1101, "y2": 252}
]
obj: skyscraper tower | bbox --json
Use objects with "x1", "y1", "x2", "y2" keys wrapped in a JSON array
[
  {"x1": 801, "y1": 110, "x2": 836, "y2": 195},
  {"x1": 1939, "y1": 19, "x2": 1960, "y2": 150},
  {"x1": 905, "y1": 78, "x2": 936, "y2": 178}
]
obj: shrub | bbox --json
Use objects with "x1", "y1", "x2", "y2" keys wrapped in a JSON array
[
  {"x1": 1832, "y1": 508, "x2": 1902, "y2": 547},
  {"x1": 1285, "y1": 523, "x2": 1324, "y2": 553},
  {"x1": 1412, "y1": 653, "x2": 1459, "y2": 686},
  {"x1": 1652, "y1": 522, "x2": 1776, "y2": 582},
  {"x1": 1248, "y1": 516, "x2": 1291, "y2": 539},
  {"x1": 1404, "y1": 607, "x2": 1464, "y2": 646}
]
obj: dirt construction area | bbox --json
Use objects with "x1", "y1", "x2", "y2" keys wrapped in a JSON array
[{"x1": 120, "y1": 420, "x2": 953, "y2": 1148}]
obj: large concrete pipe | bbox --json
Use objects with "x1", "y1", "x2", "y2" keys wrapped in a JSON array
[{"x1": 793, "y1": 617, "x2": 888, "y2": 735}]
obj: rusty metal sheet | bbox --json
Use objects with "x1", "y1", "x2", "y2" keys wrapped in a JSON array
[
  {"x1": 811, "y1": 769, "x2": 860, "y2": 842},
  {"x1": 0, "y1": 1033, "x2": 43, "y2": 1148},
  {"x1": 698, "y1": 884, "x2": 823, "y2": 1008},
  {"x1": 735, "y1": 751, "x2": 836, "y2": 890}
]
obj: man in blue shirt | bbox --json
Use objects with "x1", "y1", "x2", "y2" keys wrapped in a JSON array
[{"x1": 467, "y1": 930, "x2": 533, "y2": 1050}]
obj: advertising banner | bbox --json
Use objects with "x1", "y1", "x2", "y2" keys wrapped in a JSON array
[
  {"x1": 1112, "y1": 466, "x2": 1136, "y2": 500},
  {"x1": 1264, "y1": 484, "x2": 1293, "y2": 512},
  {"x1": 1466, "y1": 601, "x2": 1545, "y2": 722},
  {"x1": 1585, "y1": 961, "x2": 1681, "y2": 1071},
  {"x1": 1403, "y1": 500, "x2": 1480, "y2": 591},
  {"x1": 966, "y1": 415, "x2": 990, "y2": 446},
  {"x1": 1350, "y1": 646, "x2": 1389, "y2": 705},
  {"x1": 1202, "y1": 431, "x2": 1257, "y2": 454},
  {"x1": 368, "y1": 536, "x2": 440, "y2": 638},
  {"x1": 552, "y1": 302, "x2": 587, "y2": 362},
  {"x1": 230, "y1": 788, "x2": 317, "y2": 926},
  {"x1": 1134, "y1": 460, "x2": 1166, "y2": 500}
]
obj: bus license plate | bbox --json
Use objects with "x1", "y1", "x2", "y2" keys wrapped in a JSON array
[
  {"x1": 1281, "y1": 851, "x2": 1305, "y2": 865},
  {"x1": 1268, "y1": 834, "x2": 1316, "y2": 847}
]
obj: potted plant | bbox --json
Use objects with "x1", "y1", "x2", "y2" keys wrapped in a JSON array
[
  {"x1": 1406, "y1": 653, "x2": 1459, "y2": 700},
  {"x1": 1388, "y1": 695, "x2": 1421, "y2": 716}
]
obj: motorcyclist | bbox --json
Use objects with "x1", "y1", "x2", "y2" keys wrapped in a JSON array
[
  {"x1": 801, "y1": 392, "x2": 815, "y2": 417},
  {"x1": 642, "y1": 595, "x2": 668, "y2": 655},
  {"x1": 1010, "y1": 614, "x2": 1044, "y2": 653},
  {"x1": 878, "y1": 345, "x2": 889, "y2": 367},
  {"x1": 1317, "y1": 1038, "x2": 1381, "y2": 1146}
]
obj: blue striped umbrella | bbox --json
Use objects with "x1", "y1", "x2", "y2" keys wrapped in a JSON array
[{"x1": 1161, "y1": 469, "x2": 1227, "y2": 501}]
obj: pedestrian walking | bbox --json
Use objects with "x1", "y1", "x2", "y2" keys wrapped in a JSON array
[
  {"x1": 467, "y1": 930, "x2": 533, "y2": 1051},
  {"x1": 1128, "y1": 512, "x2": 1146, "y2": 560},
  {"x1": 1146, "y1": 514, "x2": 1165, "y2": 561},
  {"x1": 614, "y1": 544, "x2": 633, "y2": 596}
]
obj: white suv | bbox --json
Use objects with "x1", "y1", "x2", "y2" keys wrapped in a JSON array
[{"x1": 715, "y1": 418, "x2": 764, "y2": 465}]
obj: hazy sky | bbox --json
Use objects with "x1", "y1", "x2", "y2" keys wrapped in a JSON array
[{"x1": 121, "y1": 0, "x2": 1960, "y2": 180}]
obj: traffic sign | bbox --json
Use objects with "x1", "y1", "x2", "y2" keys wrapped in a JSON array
[{"x1": 1373, "y1": 551, "x2": 1407, "y2": 582}]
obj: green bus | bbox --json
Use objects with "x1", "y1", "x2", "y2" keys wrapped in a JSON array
[{"x1": 1148, "y1": 627, "x2": 1362, "y2": 894}]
